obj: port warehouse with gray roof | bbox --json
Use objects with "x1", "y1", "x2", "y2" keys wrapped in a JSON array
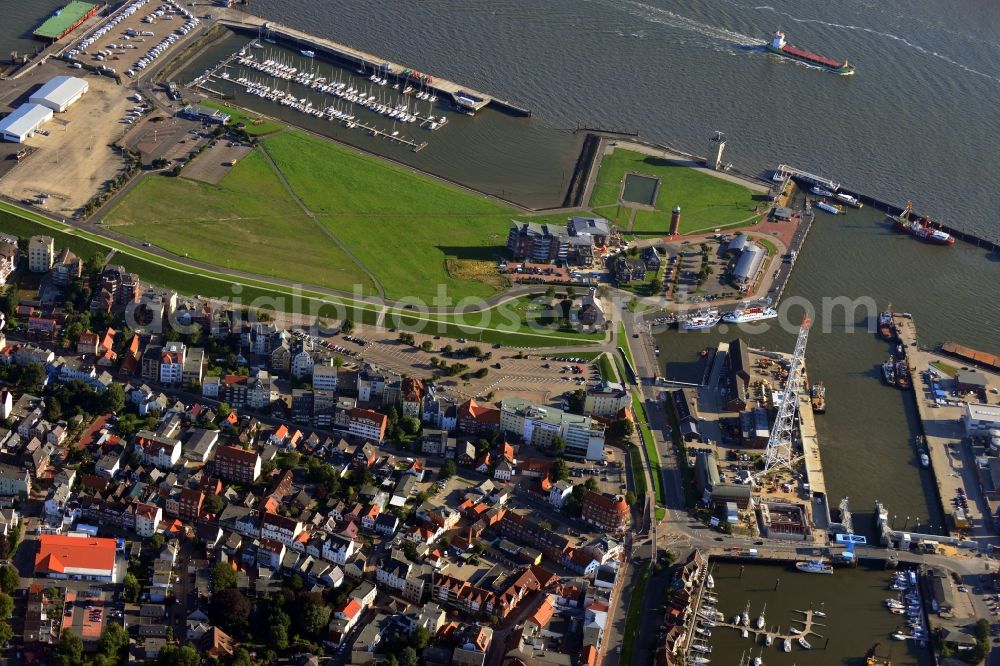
[
  {"x1": 0, "y1": 76, "x2": 88, "y2": 143},
  {"x1": 732, "y1": 242, "x2": 767, "y2": 285},
  {"x1": 29, "y1": 76, "x2": 89, "y2": 113}
]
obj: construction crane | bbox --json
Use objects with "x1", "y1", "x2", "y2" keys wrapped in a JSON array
[{"x1": 759, "y1": 316, "x2": 811, "y2": 478}]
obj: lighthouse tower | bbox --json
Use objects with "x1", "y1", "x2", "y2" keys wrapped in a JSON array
[
  {"x1": 708, "y1": 131, "x2": 726, "y2": 170},
  {"x1": 669, "y1": 206, "x2": 682, "y2": 236}
]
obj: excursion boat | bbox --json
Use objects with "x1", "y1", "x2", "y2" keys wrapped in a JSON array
[
  {"x1": 722, "y1": 306, "x2": 778, "y2": 324},
  {"x1": 766, "y1": 30, "x2": 855, "y2": 75},
  {"x1": 835, "y1": 192, "x2": 863, "y2": 208},
  {"x1": 795, "y1": 559, "x2": 834, "y2": 574},
  {"x1": 680, "y1": 310, "x2": 721, "y2": 331},
  {"x1": 889, "y1": 201, "x2": 954, "y2": 245},
  {"x1": 816, "y1": 199, "x2": 845, "y2": 215}
]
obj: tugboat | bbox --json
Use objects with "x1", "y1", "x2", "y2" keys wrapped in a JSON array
[
  {"x1": 766, "y1": 30, "x2": 856, "y2": 75},
  {"x1": 889, "y1": 202, "x2": 954, "y2": 245},
  {"x1": 811, "y1": 383, "x2": 827, "y2": 414},
  {"x1": 882, "y1": 358, "x2": 897, "y2": 386}
]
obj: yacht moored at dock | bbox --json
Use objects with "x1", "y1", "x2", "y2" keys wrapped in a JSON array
[
  {"x1": 795, "y1": 559, "x2": 834, "y2": 574},
  {"x1": 835, "y1": 192, "x2": 863, "y2": 208}
]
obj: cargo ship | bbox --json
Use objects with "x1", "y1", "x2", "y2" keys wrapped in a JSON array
[
  {"x1": 722, "y1": 306, "x2": 778, "y2": 324},
  {"x1": 889, "y1": 202, "x2": 954, "y2": 245},
  {"x1": 766, "y1": 30, "x2": 855, "y2": 76},
  {"x1": 811, "y1": 382, "x2": 826, "y2": 413}
]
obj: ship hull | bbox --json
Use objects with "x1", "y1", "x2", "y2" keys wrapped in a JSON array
[
  {"x1": 766, "y1": 44, "x2": 855, "y2": 75},
  {"x1": 891, "y1": 219, "x2": 955, "y2": 245}
]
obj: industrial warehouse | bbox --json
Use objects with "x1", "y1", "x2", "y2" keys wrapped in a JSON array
[{"x1": 0, "y1": 75, "x2": 88, "y2": 143}]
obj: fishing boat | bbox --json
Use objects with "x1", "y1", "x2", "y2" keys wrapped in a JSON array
[
  {"x1": 895, "y1": 360, "x2": 911, "y2": 389},
  {"x1": 756, "y1": 604, "x2": 767, "y2": 630},
  {"x1": 882, "y1": 358, "x2": 896, "y2": 385},
  {"x1": 783, "y1": 639, "x2": 792, "y2": 653},
  {"x1": 878, "y1": 307, "x2": 895, "y2": 340},
  {"x1": 798, "y1": 638, "x2": 812, "y2": 650},
  {"x1": 795, "y1": 559, "x2": 834, "y2": 574},
  {"x1": 889, "y1": 202, "x2": 954, "y2": 245},
  {"x1": 835, "y1": 191, "x2": 863, "y2": 208},
  {"x1": 816, "y1": 199, "x2": 845, "y2": 215},
  {"x1": 811, "y1": 383, "x2": 826, "y2": 413},
  {"x1": 765, "y1": 30, "x2": 855, "y2": 75}
]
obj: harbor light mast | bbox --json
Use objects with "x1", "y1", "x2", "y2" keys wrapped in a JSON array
[{"x1": 762, "y1": 316, "x2": 811, "y2": 475}]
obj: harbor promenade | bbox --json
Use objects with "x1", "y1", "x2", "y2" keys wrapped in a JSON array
[{"x1": 892, "y1": 313, "x2": 1000, "y2": 548}]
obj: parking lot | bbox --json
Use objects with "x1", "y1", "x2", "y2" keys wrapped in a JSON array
[{"x1": 66, "y1": 0, "x2": 200, "y2": 80}]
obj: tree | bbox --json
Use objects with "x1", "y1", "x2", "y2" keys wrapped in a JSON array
[
  {"x1": 400, "y1": 415, "x2": 421, "y2": 436},
  {"x1": 544, "y1": 286, "x2": 556, "y2": 300},
  {"x1": 56, "y1": 629, "x2": 84, "y2": 666},
  {"x1": 420, "y1": 340, "x2": 433, "y2": 352},
  {"x1": 584, "y1": 477, "x2": 599, "y2": 492},
  {"x1": 566, "y1": 286, "x2": 577, "y2": 299},
  {"x1": 212, "y1": 561, "x2": 237, "y2": 592},
  {"x1": 552, "y1": 458, "x2": 569, "y2": 481},
  {"x1": 410, "y1": 626, "x2": 431, "y2": 650},
  {"x1": 550, "y1": 436, "x2": 566, "y2": 455},
  {"x1": 149, "y1": 533, "x2": 165, "y2": 552},
  {"x1": 341, "y1": 318, "x2": 354, "y2": 335},
  {"x1": 625, "y1": 491, "x2": 638, "y2": 506},
  {"x1": 211, "y1": 588, "x2": 250, "y2": 631},
  {"x1": 0, "y1": 622, "x2": 12, "y2": 647},
  {"x1": 45, "y1": 397, "x2": 62, "y2": 422},
  {"x1": 157, "y1": 645, "x2": 201, "y2": 666},
  {"x1": 216, "y1": 402, "x2": 232, "y2": 419},
  {"x1": 0, "y1": 593, "x2": 11, "y2": 620},
  {"x1": 401, "y1": 540, "x2": 419, "y2": 562},
  {"x1": 296, "y1": 596, "x2": 331, "y2": 637},
  {"x1": 101, "y1": 383, "x2": 125, "y2": 414},
  {"x1": 400, "y1": 647, "x2": 419, "y2": 666},
  {"x1": 269, "y1": 622, "x2": 289, "y2": 650},
  {"x1": 123, "y1": 572, "x2": 140, "y2": 602},
  {"x1": 203, "y1": 493, "x2": 224, "y2": 515},
  {"x1": 231, "y1": 648, "x2": 253, "y2": 666},
  {"x1": 98, "y1": 622, "x2": 128, "y2": 662},
  {"x1": 440, "y1": 459, "x2": 456, "y2": 480},
  {"x1": 607, "y1": 418, "x2": 635, "y2": 440},
  {"x1": 0, "y1": 564, "x2": 18, "y2": 595}
]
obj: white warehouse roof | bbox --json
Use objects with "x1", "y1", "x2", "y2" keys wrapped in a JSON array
[
  {"x1": 29, "y1": 75, "x2": 89, "y2": 112},
  {"x1": 0, "y1": 104, "x2": 54, "y2": 142}
]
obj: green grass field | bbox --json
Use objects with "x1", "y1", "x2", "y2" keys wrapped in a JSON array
[
  {"x1": 619, "y1": 563, "x2": 650, "y2": 666},
  {"x1": 103, "y1": 150, "x2": 378, "y2": 295},
  {"x1": 590, "y1": 149, "x2": 764, "y2": 235}
]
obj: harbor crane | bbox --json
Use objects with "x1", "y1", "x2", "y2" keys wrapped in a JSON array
[{"x1": 757, "y1": 316, "x2": 811, "y2": 480}]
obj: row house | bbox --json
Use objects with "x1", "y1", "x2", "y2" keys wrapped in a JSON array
[
  {"x1": 260, "y1": 511, "x2": 303, "y2": 547},
  {"x1": 134, "y1": 431, "x2": 182, "y2": 469},
  {"x1": 320, "y1": 534, "x2": 357, "y2": 566}
]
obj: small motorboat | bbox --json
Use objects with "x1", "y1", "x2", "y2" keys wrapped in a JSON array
[
  {"x1": 783, "y1": 639, "x2": 791, "y2": 653},
  {"x1": 798, "y1": 638, "x2": 812, "y2": 650}
]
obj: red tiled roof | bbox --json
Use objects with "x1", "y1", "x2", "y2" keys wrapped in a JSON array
[
  {"x1": 341, "y1": 598, "x2": 362, "y2": 620},
  {"x1": 35, "y1": 535, "x2": 116, "y2": 575}
]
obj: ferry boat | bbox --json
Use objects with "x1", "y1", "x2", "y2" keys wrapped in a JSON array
[
  {"x1": 680, "y1": 310, "x2": 721, "y2": 331},
  {"x1": 878, "y1": 308, "x2": 895, "y2": 340},
  {"x1": 810, "y1": 382, "x2": 826, "y2": 413},
  {"x1": 882, "y1": 358, "x2": 896, "y2": 385},
  {"x1": 795, "y1": 559, "x2": 834, "y2": 574},
  {"x1": 835, "y1": 192, "x2": 864, "y2": 208},
  {"x1": 889, "y1": 202, "x2": 954, "y2": 245},
  {"x1": 816, "y1": 199, "x2": 845, "y2": 215},
  {"x1": 766, "y1": 30, "x2": 855, "y2": 75},
  {"x1": 722, "y1": 306, "x2": 778, "y2": 324}
]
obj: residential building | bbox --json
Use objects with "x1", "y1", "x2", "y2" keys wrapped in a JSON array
[
  {"x1": 500, "y1": 397, "x2": 606, "y2": 461},
  {"x1": 400, "y1": 378, "x2": 424, "y2": 418},
  {"x1": 0, "y1": 235, "x2": 16, "y2": 286},
  {"x1": 212, "y1": 445, "x2": 261, "y2": 483},
  {"x1": 51, "y1": 247, "x2": 83, "y2": 285},
  {"x1": 27, "y1": 235, "x2": 54, "y2": 273},
  {"x1": 549, "y1": 480, "x2": 573, "y2": 508},
  {"x1": 159, "y1": 343, "x2": 186, "y2": 385},
  {"x1": 135, "y1": 431, "x2": 182, "y2": 469},
  {"x1": 457, "y1": 399, "x2": 501, "y2": 436},
  {"x1": 312, "y1": 361, "x2": 339, "y2": 391},
  {"x1": 135, "y1": 503, "x2": 162, "y2": 537},
  {"x1": 581, "y1": 492, "x2": 630, "y2": 533},
  {"x1": 0, "y1": 463, "x2": 30, "y2": 496},
  {"x1": 583, "y1": 381, "x2": 630, "y2": 419},
  {"x1": 348, "y1": 408, "x2": 388, "y2": 443},
  {"x1": 260, "y1": 511, "x2": 303, "y2": 547},
  {"x1": 178, "y1": 488, "x2": 205, "y2": 522}
]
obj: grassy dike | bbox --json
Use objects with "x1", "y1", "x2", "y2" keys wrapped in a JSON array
[{"x1": 0, "y1": 202, "x2": 601, "y2": 347}]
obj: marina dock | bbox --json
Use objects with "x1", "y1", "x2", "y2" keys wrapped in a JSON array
[{"x1": 219, "y1": 18, "x2": 530, "y2": 117}]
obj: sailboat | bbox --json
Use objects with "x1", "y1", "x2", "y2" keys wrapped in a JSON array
[
  {"x1": 741, "y1": 602, "x2": 751, "y2": 627},
  {"x1": 756, "y1": 604, "x2": 766, "y2": 630}
]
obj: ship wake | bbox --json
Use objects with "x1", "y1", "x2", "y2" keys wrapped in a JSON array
[{"x1": 587, "y1": 0, "x2": 766, "y2": 48}]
